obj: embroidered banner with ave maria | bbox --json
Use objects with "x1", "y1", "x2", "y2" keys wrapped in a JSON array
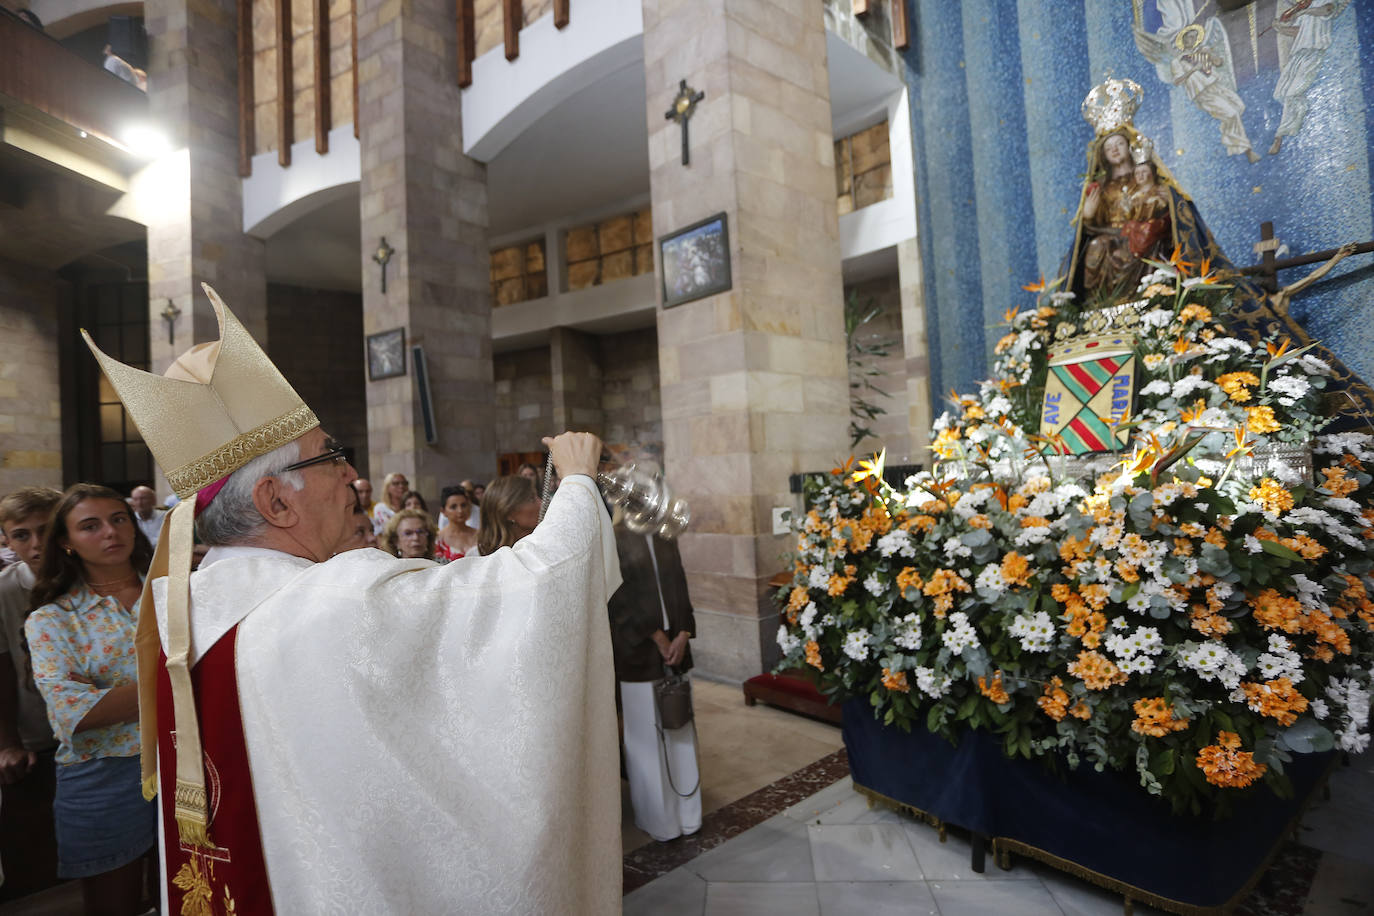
[{"x1": 1039, "y1": 334, "x2": 1136, "y2": 455}]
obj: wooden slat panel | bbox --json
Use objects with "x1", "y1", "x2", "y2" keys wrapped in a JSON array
[
  {"x1": 503, "y1": 0, "x2": 521, "y2": 61},
  {"x1": 238, "y1": 0, "x2": 255, "y2": 175},
  {"x1": 456, "y1": 0, "x2": 474, "y2": 87},
  {"x1": 553, "y1": 0, "x2": 568, "y2": 29},
  {"x1": 277, "y1": 0, "x2": 294, "y2": 166},
  {"x1": 314, "y1": 0, "x2": 330, "y2": 153},
  {"x1": 891, "y1": 0, "x2": 909, "y2": 50},
  {"x1": 351, "y1": 0, "x2": 359, "y2": 137}
]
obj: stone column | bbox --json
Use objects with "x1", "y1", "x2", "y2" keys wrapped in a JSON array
[
  {"x1": 143, "y1": 0, "x2": 267, "y2": 373},
  {"x1": 899, "y1": 238, "x2": 933, "y2": 459},
  {"x1": 356, "y1": 0, "x2": 496, "y2": 497},
  {"x1": 550, "y1": 327, "x2": 604, "y2": 436},
  {"x1": 644, "y1": 0, "x2": 849, "y2": 680},
  {"x1": 0, "y1": 263, "x2": 62, "y2": 491}
]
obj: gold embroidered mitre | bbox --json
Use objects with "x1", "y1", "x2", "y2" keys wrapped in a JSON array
[{"x1": 82, "y1": 283, "x2": 319, "y2": 498}]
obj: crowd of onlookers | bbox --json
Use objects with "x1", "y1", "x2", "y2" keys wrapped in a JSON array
[{"x1": 350, "y1": 462, "x2": 547, "y2": 561}]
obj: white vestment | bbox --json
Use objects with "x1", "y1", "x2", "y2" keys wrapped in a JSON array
[{"x1": 152, "y1": 475, "x2": 622, "y2": 914}]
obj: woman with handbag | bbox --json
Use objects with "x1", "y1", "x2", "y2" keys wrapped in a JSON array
[{"x1": 607, "y1": 518, "x2": 702, "y2": 842}]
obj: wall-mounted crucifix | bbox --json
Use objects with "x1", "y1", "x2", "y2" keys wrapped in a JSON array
[
  {"x1": 372, "y1": 237, "x2": 395, "y2": 294},
  {"x1": 160, "y1": 299, "x2": 182, "y2": 346},
  {"x1": 664, "y1": 79, "x2": 705, "y2": 166}
]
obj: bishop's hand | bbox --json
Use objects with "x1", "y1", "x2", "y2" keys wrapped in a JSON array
[{"x1": 543, "y1": 431, "x2": 602, "y2": 480}]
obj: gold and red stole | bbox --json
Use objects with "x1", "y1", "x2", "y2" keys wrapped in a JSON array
[{"x1": 157, "y1": 627, "x2": 273, "y2": 915}]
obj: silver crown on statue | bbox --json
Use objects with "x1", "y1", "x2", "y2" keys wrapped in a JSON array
[
  {"x1": 1081, "y1": 76, "x2": 1144, "y2": 135},
  {"x1": 599, "y1": 464, "x2": 691, "y2": 540}
]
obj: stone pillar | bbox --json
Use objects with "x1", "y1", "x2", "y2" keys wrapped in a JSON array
[
  {"x1": 143, "y1": 0, "x2": 267, "y2": 374},
  {"x1": 898, "y1": 238, "x2": 933, "y2": 459},
  {"x1": 356, "y1": 0, "x2": 496, "y2": 497},
  {"x1": 550, "y1": 327, "x2": 603, "y2": 436},
  {"x1": 644, "y1": 0, "x2": 849, "y2": 680},
  {"x1": 0, "y1": 262, "x2": 62, "y2": 491}
]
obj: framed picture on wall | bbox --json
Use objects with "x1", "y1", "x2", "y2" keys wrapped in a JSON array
[
  {"x1": 366, "y1": 328, "x2": 406, "y2": 381},
  {"x1": 659, "y1": 212, "x2": 731, "y2": 308}
]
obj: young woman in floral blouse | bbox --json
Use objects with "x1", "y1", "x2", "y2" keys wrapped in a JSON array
[{"x1": 24, "y1": 483, "x2": 154, "y2": 916}]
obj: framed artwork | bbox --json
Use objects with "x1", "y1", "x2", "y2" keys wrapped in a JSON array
[
  {"x1": 659, "y1": 212, "x2": 731, "y2": 308},
  {"x1": 366, "y1": 328, "x2": 406, "y2": 381}
]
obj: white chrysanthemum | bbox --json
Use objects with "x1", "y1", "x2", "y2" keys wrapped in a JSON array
[
  {"x1": 800, "y1": 602, "x2": 820, "y2": 640},
  {"x1": 913, "y1": 666, "x2": 952, "y2": 699},
  {"x1": 1178, "y1": 641, "x2": 1247, "y2": 689},
  {"x1": 820, "y1": 613, "x2": 837, "y2": 628},
  {"x1": 777, "y1": 625, "x2": 801, "y2": 656},
  {"x1": 941, "y1": 612, "x2": 980, "y2": 656},
  {"x1": 1244, "y1": 535, "x2": 1263, "y2": 554},
  {"x1": 1310, "y1": 698, "x2": 1329, "y2": 720},
  {"x1": 1009, "y1": 610, "x2": 1054, "y2": 652},
  {"x1": 974, "y1": 564, "x2": 1007, "y2": 594},
  {"x1": 808, "y1": 564, "x2": 831, "y2": 589},
  {"x1": 877, "y1": 529, "x2": 915, "y2": 558},
  {"x1": 1141, "y1": 308, "x2": 1174, "y2": 328},
  {"x1": 893, "y1": 613, "x2": 922, "y2": 650},
  {"x1": 1121, "y1": 655, "x2": 1155, "y2": 675},
  {"x1": 1267, "y1": 374, "x2": 1310, "y2": 406},
  {"x1": 1140, "y1": 379, "x2": 1171, "y2": 397},
  {"x1": 863, "y1": 574, "x2": 887, "y2": 597},
  {"x1": 1298, "y1": 354, "x2": 1332, "y2": 376},
  {"x1": 1171, "y1": 375, "x2": 1214, "y2": 400},
  {"x1": 985, "y1": 396, "x2": 1012, "y2": 418},
  {"x1": 943, "y1": 536, "x2": 972, "y2": 559},
  {"x1": 842, "y1": 629, "x2": 872, "y2": 661},
  {"x1": 1315, "y1": 432, "x2": 1374, "y2": 461}
]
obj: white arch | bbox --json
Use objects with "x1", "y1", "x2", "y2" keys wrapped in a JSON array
[
  {"x1": 461, "y1": 0, "x2": 644, "y2": 163},
  {"x1": 242, "y1": 126, "x2": 360, "y2": 237}
]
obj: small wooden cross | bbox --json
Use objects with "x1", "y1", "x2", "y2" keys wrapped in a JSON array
[{"x1": 664, "y1": 79, "x2": 705, "y2": 166}]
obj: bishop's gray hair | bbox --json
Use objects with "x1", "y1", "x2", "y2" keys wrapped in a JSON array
[{"x1": 195, "y1": 440, "x2": 305, "y2": 546}]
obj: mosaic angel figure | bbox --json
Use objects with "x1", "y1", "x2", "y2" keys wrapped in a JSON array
[
  {"x1": 1135, "y1": 7, "x2": 1260, "y2": 163},
  {"x1": 1270, "y1": 0, "x2": 1352, "y2": 155}
]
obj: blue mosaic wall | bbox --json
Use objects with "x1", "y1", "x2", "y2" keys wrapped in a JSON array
[{"x1": 899, "y1": 0, "x2": 1374, "y2": 400}]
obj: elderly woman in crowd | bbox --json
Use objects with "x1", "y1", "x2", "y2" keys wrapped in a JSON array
[
  {"x1": 24, "y1": 484, "x2": 155, "y2": 916},
  {"x1": 476, "y1": 476, "x2": 541, "y2": 556},
  {"x1": 380, "y1": 507, "x2": 438, "y2": 560}
]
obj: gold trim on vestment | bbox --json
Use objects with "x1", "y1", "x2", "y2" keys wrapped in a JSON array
[{"x1": 164, "y1": 403, "x2": 319, "y2": 498}]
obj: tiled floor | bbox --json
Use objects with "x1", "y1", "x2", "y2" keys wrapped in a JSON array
[
  {"x1": 5, "y1": 677, "x2": 1370, "y2": 915},
  {"x1": 624, "y1": 683, "x2": 1374, "y2": 916}
]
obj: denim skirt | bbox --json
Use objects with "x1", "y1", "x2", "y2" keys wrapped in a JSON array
[{"x1": 53, "y1": 755, "x2": 157, "y2": 878}]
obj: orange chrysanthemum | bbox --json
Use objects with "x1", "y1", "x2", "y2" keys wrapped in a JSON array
[
  {"x1": 1000, "y1": 551, "x2": 1033, "y2": 587},
  {"x1": 1067, "y1": 649, "x2": 1127, "y2": 690},
  {"x1": 977, "y1": 670, "x2": 1011, "y2": 705},
  {"x1": 1217, "y1": 371, "x2": 1260, "y2": 403},
  {"x1": 1131, "y1": 697, "x2": 1190, "y2": 737},
  {"x1": 1240, "y1": 677, "x2": 1309, "y2": 727},
  {"x1": 896, "y1": 567, "x2": 924, "y2": 598},
  {"x1": 1038, "y1": 676, "x2": 1069, "y2": 722},
  {"x1": 1251, "y1": 588, "x2": 1304, "y2": 633},
  {"x1": 1245, "y1": 405, "x2": 1282, "y2": 435},
  {"x1": 1318, "y1": 466, "x2": 1360, "y2": 498},
  {"x1": 805, "y1": 640, "x2": 824, "y2": 671},
  {"x1": 881, "y1": 667, "x2": 909, "y2": 693},
  {"x1": 1248, "y1": 478, "x2": 1294, "y2": 515},
  {"x1": 1196, "y1": 731, "x2": 1267, "y2": 788}
]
